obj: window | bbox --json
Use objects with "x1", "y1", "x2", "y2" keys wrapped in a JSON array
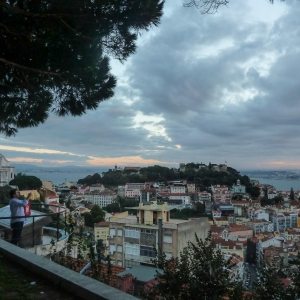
[
  {"x1": 118, "y1": 229, "x2": 123, "y2": 237},
  {"x1": 117, "y1": 245, "x2": 123, "y2": 252},
  {"x1": 117, "y1": 260, "x2": 122, "y2": 266},
  {"x1": 125, "y1": 228, "x2": 140, "y2": 239},
  {"x1": 109, "y1": 228, "x2": 116, "y2": 237},
  {"x1": 125, "y1": 243, "x2": 139, "y2": 255},
  {"x1": 163, "y1": 235, "x2": 172, "y2": 243},
  {"x1": 140, "y1": 245, "x2": 156, "y2": 258},
  {"x1": 109, "y1": 244, "x2": 116, "y2": 252}
]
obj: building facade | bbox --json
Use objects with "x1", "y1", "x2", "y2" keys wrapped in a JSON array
[
  {"x1": 90, "y1": 191, "x2": 118, "y2": 208},
  {"x1": 107, "y1": 201, "x2": 210, "y2": 267},
  {"x1": 0, "y1": 154, "x2": 14, "y2": 187}
]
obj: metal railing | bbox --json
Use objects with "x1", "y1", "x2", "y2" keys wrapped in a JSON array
[{"x1": 0, "y1": 202, "x2": 68, "y2": 248}]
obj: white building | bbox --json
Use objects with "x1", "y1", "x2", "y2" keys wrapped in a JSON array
[
  {"x1": 268, "y1": 191, "x2": 277, "y2": 199},
  {"x1": 249, "y1": 208, "x2": 269, "y2": 221},
  {"x1": 212, "y1": 210, "x2": 222, "y2": 218},
  {"x1": 198, "y1": 191, "x2": 211, "y2": 202},
  {"x1": 170, "y1": 185, "x2": 186, "y2": 194},
  {"x1": 117, "y1": 186, "x2": 125, "y2": 198},
  {"x1": 270, "y1": 212, "x2": 298, "y2": 231},
  {"x1": 91, "y1": 191, "x2": 118, "y2": 208},
  {"x1": 125, "y1": 183, "x2": 145, "y2": 198},
  {"x1": 0, "y1": 154, "x2": 14, "y2": 187},
  {"x1": 247, "y1": 220, "x2": 274, "y2": 235},
  {"x1": 168, "y1": 193, "x2": 191, "y2": 205},
  {"x1": 90, "y1": 184, "x2": 105, "y2": 192}
]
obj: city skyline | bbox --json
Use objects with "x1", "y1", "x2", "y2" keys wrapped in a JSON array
[{"x1": 1, "y1": 0, "x2": 300, "y2": 170}]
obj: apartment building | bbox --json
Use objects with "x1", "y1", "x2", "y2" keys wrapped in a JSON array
[
  {"x1": 231, "y1": 200, "x2": 251, "y2": 217},
  {"x1": 187, "y1": 183, "x2": 196, "y2": 193},
  {"x1": 285, "y1": 228, "x2": 300, "y2": 242},
  {"x1": 249, "y1": 208, "x2": 269, "y2": 221},
  {"x1": 214, "y1": 217, "x2": 229, "y2": 226},
  {"x1": 170, "y1": 185, "x2": 186, "y2": 194},
  {"x1": 90, "y1": 184, "x2": 105, "y2": 192},
  {"x1": 247, "y1": 219, "x2": 274, "y2": 235},
  {"x1": 198, "y1": 191, "x2": 211, "y2": 202},
  {"x1": 256, "y1": 234, "x2": 283, "y2": 267},
  {"x1": 211, "y1": 184, "x2": 228, "y2": 193},
  {"x1": 89, "y1": 191, "x2": 118, "y2": 208},
  {"x1": 212, "y1": 237, "x2": 246, "y2": 259},
  {"x1": 140, "y1": 188, "x2": 156, "y2": 203},
  {"x1": 0, "y1": 153, "x2": 14, "y2": 187},
  {"x1": 221, "y1": 224, "x2": 253, "y2": 241},
  {"x1": 213, "y1": 190, "x2": 232, "y2": 204},
  {"x1": 107, "y1": 201, "x2": 209, "y2": 267},
  {"x1": 125, "y1": 183, "x2": 145, "y2": 198},
  {"x1": 270, "y1": 211, "x2": 298, "y2": 231},
  {"x1": 94, "y1": 221, "x2": 109, "y2": 256}
]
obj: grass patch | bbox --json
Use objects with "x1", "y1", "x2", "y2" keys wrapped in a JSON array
[{"x1": 0, "y1": 253, "x2": 78, "y2": 299}]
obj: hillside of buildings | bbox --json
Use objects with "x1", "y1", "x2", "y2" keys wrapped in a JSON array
[{"x1": 77, "y1": 163, "x2": 260, "y2": 199}]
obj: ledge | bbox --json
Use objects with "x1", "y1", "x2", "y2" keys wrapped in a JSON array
[{"x1": 0, "y1": 239, "x2": 137, "y2": 300}]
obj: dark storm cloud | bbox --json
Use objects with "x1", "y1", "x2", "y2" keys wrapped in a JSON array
[
  {"x1": 3, "y1": 0, "x2": 300, "y2": 169},
  {"x1": 109, "y1": 0, "x2": 300, "y2": 168}
]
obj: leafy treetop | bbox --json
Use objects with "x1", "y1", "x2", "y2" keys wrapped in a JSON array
[{"x1": 9, "y1": 172, "x2": 42, "y2": 190}]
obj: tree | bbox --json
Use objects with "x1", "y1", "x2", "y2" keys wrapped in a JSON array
[
  {"x1": 274, "y1": 196, "x2": 284, "y2": 204},
  {"x1": 144, "y1": 233, "x2": 243, "y2": 300},
  {"x1": 84, "y1": 204, "x2": 105, "y2": 227},
  {"x1": 0, "y1": 0, "x2": 164, "y2": 136},
  {"x1": 290, "y1": 188, "x2": 295, "y2": 201},
  {"x1": 253, "y1": 260, "x2": 287, "y2": 300},
  {"x1": 9, "y1": 172, "x2": 42, "y2": 190},
  {"x1": 0, "y1": 185, "x2": 11, "y2": 205},
  {"x1": 183, "y1": 0, "x2": 286, "y2": 14},
  {"x1": 78, "y1": 173, "x2": 102, "y2": 186},
  {"x1": 91, "y1": 205, "x2": 105, "y2": 220}
]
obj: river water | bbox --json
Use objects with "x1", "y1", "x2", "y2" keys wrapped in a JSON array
[
  {"x1": 23, "y1": 172, "x2": 95, "y2": 186},
  {"x1": 251, "y1": 177, "x2": 300, "y2": 191}
]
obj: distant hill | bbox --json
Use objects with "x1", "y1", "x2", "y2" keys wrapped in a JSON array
[{"x1": 13, "y1": 163, "x2": 107, "y2": 174}]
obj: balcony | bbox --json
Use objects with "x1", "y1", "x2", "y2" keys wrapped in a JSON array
[{"x1": 0, "y1": 203, "x2": 138, "y2": 300}]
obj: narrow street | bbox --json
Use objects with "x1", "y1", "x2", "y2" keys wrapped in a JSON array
[{"x1": 244, "y1": 264, "x2": 257, "y2": 290}]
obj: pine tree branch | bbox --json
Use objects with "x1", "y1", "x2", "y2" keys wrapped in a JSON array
[
  {"x1": 0, "y1": 58, "x2": 63, "y2": 78},
  {"x1": 0, "y1": 1, "x2": 85, "y2": 18}
]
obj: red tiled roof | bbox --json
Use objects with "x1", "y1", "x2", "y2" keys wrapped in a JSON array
[
  {"x1": 227, "y1": 224, "x2": 252, "y2": 231},
  {"x1": 210, "y1": 225, "x2": 225, "y2": 234},
  {"x1": 212, "y1": 238, "x2": 243, "y2": 250},
  {"x1": 95, "y1": 221, "x2": 110, "y2": 227},
  {"x1": 280, "y1": 278, "x2": 293, "y2": 287}
]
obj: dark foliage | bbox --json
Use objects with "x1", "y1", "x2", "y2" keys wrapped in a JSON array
[
  {"x1": 144, "y1": 232, "x2": 243, "y2": 300},
  {"x1": 0, "y1": 0, "x2": 164, "y2": 135},
  {"x1": 9, "y1": 172, "x2": 42, "y2": 190}
]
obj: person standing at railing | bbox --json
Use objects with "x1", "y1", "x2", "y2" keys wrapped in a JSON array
[{"x1": 9, "y1": 189, "x2": 32, "y2": 246}]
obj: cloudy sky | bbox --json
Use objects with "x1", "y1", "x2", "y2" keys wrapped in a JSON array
[{"x1": 1, "y1": 0, "x2": 300, "y2": 170}]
